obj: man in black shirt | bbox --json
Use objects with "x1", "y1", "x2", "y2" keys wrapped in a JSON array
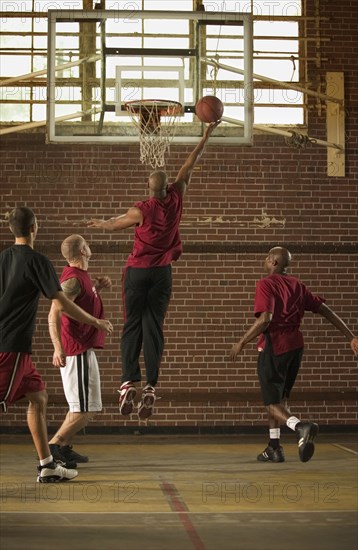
[{"x1": 0, "y1": 207, "x2": 113, "y2": 482}]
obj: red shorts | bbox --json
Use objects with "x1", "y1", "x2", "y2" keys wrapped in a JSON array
[{"x1": 0, "y1": 352, "x2": 45, "y2": 412}]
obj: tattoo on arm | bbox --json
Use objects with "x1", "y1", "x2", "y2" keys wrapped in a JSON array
[{"x1": 61, "y1": 277, "x2": 81, "y2": 299}]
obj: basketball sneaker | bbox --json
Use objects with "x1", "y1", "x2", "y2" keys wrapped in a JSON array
[
  {"x1": 257, "y1": 445, "x2": 285, "y2": 463},
  {"x1": 118, "y1": 382, "x2": 137, "y2": 416},
  {"x1": 138, "y1": 385, "x2": 156, "y2": 420},
  {"x1": 61, "y1": 445, "x2": 89, "y2": 463},
  {"x1": 49, "y1": 443, "x2": 77, "y2": 468},
  {"x1": 295, "y1": 422, "x2": 319, "y2": 462},
  {"x1": 37, "y1": 461, "x2": 78, "y2": 483}
]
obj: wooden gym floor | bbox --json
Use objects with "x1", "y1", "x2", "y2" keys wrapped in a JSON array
[{"x1": 0, "y1": 433, "x2": 357, "y2": 550}]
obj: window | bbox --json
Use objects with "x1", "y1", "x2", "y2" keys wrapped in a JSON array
[{"x1": 0, "y1": 0, "x2": 306, "y2": 129}]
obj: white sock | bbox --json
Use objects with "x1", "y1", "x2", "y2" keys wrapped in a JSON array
[
  {"x1": 40, "y1": 455, "x2": 53, "y2": 466},
  {"x1": 269, "y1": 428, "x2": 280, "y2": 440},
  {"x1": 286, "y1": 416, "x2": 301, "y2": 431}
]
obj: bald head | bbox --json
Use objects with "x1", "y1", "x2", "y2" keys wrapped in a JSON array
[
  {"x1": 266, "y1": 247, "x2": 292, "y2": 273},
  {"x1": 148, "y1": 171, "x2": 168, "y2": 197},
  {"x1": 61, "y1": 234, "x2": 86, "y2": 262}
]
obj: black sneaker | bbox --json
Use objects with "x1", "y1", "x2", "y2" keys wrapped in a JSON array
[
  {"x1": 257, "y1": 445, "x2": 285, "y2": 463},
  {"x1": 37, "y1": 461, "x2": 78, "y2": 483},
  {"x1": 61, "y1": 445, "x2": 89, "y2": 463},
  {"x1": 49, "y1": 444, "x2": 77, "y2": 468},
  {"x1": 295, "y1": 422, "x2": 319, "y2": 462}
]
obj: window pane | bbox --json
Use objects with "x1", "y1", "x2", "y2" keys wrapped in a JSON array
[
  {"x1": 0, "y1": 104, "x2": 30, "y2": 121},
  {"x1": 0, "y1": 35, "x2": 32, "y2": 48},
  {"x1": 144, "y1": 19, "x2": 189, "y2": 34},
  {"x1": 144, "y1": 0, "x2": 193, "y2": 9},
  {"x1": 32, "y1": 103, "x2": 47, "y2": 121},
  {"x1": 0, "y1": 55, "x2": 32, "y2": 75},
  {"x1": 254, "y1": 59, "x2": 299, "y2": 82},
  {"x1": 255, "y1": 106, "x2": 303, "y2": 124}
]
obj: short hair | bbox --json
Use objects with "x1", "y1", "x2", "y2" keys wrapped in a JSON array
[
  {"x1": 61, "y1": 234, "x2": 86, "y2": 262},
  {"x1": 148, "y1": 171, "x2": 168, "y2": 191},
  {"x1": 8, "y1": 207, "x2": 36, "y2": 237}
]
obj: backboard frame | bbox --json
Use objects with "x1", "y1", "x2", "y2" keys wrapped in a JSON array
[{"x1": 47, "y1": 9, "x2": 253, "y2": 145}]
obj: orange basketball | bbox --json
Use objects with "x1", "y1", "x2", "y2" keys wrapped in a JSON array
[{"x1": 195, "y1": 96, "x2": 224, "y2": 123}]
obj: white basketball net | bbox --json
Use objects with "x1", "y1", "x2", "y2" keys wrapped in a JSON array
[{"x1": 125, "y1": 100, "x2": 182, "y2": 169}]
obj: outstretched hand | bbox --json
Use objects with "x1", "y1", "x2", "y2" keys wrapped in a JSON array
[{"x1": 87, "y1": 218, "x2": 105, "y2": 228}]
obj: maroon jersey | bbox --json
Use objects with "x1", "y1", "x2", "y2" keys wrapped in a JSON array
[
  {"x1": 254, "y1": 273, "x2": 325, "y2": 355},
  {"x1": 60, "y1": 266, "x2": 105, "y2": 355},
  {"x1": 126, "y1": 183, "x2": 183, "y2": 268}
]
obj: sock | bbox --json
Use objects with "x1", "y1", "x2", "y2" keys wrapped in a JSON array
[
  {"x1": 286, "y1": 416, "x2": 301, "y2": 431},
  {"x1": 269, "y1": 428, "x2": 280, "y2": 449},
  {"x1": 40, "y1": 455, "x2": 53, "y2": 466}
]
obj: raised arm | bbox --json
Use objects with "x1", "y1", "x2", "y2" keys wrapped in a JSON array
[
  {"x1": 87, "y1": 206, "x2": 142, "y2": 231},
  {"x1": 317, "y1": 303, "x2": 358, "y2": 355},
  {"x1": 174, "y1": 121, "x2": 220, "y2": 197}
]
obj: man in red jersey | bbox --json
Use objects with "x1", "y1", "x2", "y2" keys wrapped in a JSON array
[
  {"x1": 230, "y1": 247, "x2": 358, "y2": 463},
  {"x1": 88, "y1": 121, "x2": 220, "y2": 419},
  {"x1": 48, "y1": 234, "x2": 111, "y2": 466},
  {"x1": 0, "y1": 208, "x2": 112, "y2": 482}
]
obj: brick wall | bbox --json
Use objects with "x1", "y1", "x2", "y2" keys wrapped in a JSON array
[{"x1": 1, "y1": 0, "x2": 357, "y2": 431}]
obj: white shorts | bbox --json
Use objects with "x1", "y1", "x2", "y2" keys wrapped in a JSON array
[{"x1": 60, "y1": 349, "x2": 102, "y2": 412}]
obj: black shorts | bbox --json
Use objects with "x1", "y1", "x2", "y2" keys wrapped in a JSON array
[{"x1": 257, "y1": 343, "x2": 304, "y2": 406}]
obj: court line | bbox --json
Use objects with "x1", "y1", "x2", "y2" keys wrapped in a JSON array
[
  {"x1": 332, "y1": 444, "x2": 358, "y2": 456},
  {"x1": 1, "y1": 510, "x2": 357, "y2": 514},
  {"x1": 160, "y1": 479, "x2": 206, "y2": 550}
]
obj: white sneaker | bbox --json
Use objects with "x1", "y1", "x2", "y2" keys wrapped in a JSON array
[
  {"x1": 118, "y1": 382, "x2": 137, "y2": 416},
  {"x1": 138, "y1": 386, "x2": 156, "y2": 420},
  {"x1": 37, "y1": 461, "x2": 78, "y2": 483}
]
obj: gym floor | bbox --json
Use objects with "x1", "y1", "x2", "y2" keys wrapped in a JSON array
[{"x1": 0, "y1": 433, "x2": 357, "y2": 550}]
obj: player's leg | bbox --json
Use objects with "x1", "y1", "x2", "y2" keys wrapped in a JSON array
[
  {"x1": 49, "y1": 411, "x2": 93, "y2": 464},
  {"x1": 282, "y1": 349, "x2": 319, "y2": 462},
  {"x1": 256, "y1": 347, "x2": 286, "y2": 462},
  {"x1": 26, "y1": 391, "x2": 78, "y2": 482},
  {"x1": 120, "y1": 267, "x2": 148, "y2": 382},
  {"x1": 264, "y1": 349, "x2": 319, "y2": 462},
  {"x1": 0, "y1": 352, "x2": 78, "y2": 482},
  {"x1": 139, "y1": 265, "x2": 172, "y2": 420},
  {"x1": 26, "y1": 389, "x2": 50, "y2": 459},
  {"x1": 50, "y1": 350, "x2": 101, "y2": 461},
  {"x1": 119, "y1": 267, "x2": 150, "y2": 414}
]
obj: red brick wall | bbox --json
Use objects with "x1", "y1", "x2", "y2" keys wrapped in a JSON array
[{"x1": 1, "y1": 1, "x2": 357, "y2": 430}]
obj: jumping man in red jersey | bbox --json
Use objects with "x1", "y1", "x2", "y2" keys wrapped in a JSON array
[
  {"x1": 88, "y1": 121, "x2": 220, "y2": 419},
  {"x1": 230, "y1": 247, "x2": 358, "y2": 463}
]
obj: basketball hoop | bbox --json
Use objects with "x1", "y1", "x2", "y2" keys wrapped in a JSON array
[{"x1": 125, "y1": 99, "x2": 182, "y2": 168}]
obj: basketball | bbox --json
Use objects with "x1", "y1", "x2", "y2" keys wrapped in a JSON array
[{"x1": 195, "y1": 95, "x2": 224, "y2": 123}]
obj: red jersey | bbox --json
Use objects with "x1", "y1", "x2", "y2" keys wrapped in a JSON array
[
  {"x1": 254, "y1": 273, "x2": 325, "y2": 355},
  {"x1": 60, "y1": 266, "x2": 105, "y2": 355},
  {"x1": 126, "y1": 183, "x2": 183, "y2": 268}
]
